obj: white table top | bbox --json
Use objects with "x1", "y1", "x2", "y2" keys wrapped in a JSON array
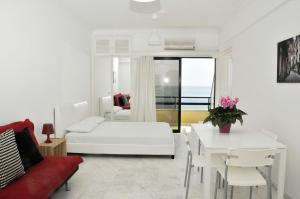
[{"x1": 191, "y1": 123, "x2": 287, "y2": 150}]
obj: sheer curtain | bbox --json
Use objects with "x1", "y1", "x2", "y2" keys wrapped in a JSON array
[{"x1": 131, "y1": 56, "x2": 156, "y2": 122}]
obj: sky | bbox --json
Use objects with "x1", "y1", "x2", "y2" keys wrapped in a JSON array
[{"x1": 181, "y1": 58, "x2": 215, "y2": 87}]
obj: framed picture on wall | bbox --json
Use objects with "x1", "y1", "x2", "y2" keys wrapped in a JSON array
[{"x1": 277, "y1": 35, "x2": 300, "y2": 83}]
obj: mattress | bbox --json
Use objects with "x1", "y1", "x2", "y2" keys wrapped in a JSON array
[
  {"x1": 105, "y1": 110, "x2": 131, "y2": 120},
  {"x1": 65, "y1": 121, "x2": 173, "y2": 146}
]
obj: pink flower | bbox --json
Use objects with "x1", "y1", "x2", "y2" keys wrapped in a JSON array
[
  {"x1": 234, "y1": 97, "x2": 239, "y2": 105},
  {"x1": 221, "y1": 101, "x2": 227, "y2": 108},
  {"x1": 218, "y1": 96, "x2": 239, "y2": 109},
  {"x1": 219, "y1": 96, "x2": 228, "y2": 108},
  {"x1": 228, "y1": 100, "x2": 234, "y2": 109}
]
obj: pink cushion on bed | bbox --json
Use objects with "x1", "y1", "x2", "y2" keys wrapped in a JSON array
[{"x1": 114, "y1": 93, "x2": 123, "y2": 106}]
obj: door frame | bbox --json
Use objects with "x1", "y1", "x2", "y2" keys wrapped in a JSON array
[
  {"x1": 154, "y1": 57, "x2": 182, "y2": 132},
  {"x1": 154, "y1": 56, "x2": 216, "y2": 133}
]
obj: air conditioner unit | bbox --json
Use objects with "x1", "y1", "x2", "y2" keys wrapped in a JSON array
[{"x1": 164, "y1": 39, "x2": 196, "y2": 50}]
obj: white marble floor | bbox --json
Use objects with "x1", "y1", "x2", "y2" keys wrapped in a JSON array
[{"x1": 53, "y1": 134, "x2": 276, "y2": 199}]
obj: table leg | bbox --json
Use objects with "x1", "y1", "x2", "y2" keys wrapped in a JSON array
[
  {"x1": 277, "y1": 149, "x2": 287, "y2": 199},
  {"x1": 204, "y1": 151, "x2": 212, "y2": 199}
]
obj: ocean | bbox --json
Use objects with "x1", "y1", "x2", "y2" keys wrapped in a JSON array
[{"x1": 182, "y1": 86, "x2": 211, "y2": 110}]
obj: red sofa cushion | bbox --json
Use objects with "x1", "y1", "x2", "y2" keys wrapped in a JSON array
[
  {"x1": 0, "y1": 155, "x2": 83, "y2": 199},
  {"x1": 0, "y1": 119, "x2": 38, "y2": 147}
]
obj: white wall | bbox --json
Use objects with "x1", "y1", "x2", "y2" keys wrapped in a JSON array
[
  {"x1": 94, "y1": 56, "x2": 112, "y2": 115},
  {"x1": 221, "y1": 1, "x2": 300, "y2": 198},
  {"x1": 220, "y1": 0, "x2": 289, "y2": 47},
  {"x1": 118, "y1": 60, "x2": 131, "y2": 94},
  {"x1": 0, "y1": 0, "x2": 91, "y2": 141},
  {"x1": 216, "y1": 51, "x2": 233, "y2": 100}
]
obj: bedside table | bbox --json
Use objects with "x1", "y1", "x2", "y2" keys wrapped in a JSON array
[{"x1": 39, "y1": 138, "x2": 67, "y2": 156}]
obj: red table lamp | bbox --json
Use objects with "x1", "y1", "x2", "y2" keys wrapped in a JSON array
[{"x1": 42, "y1": 123, "x2": 54, "y2": 143}]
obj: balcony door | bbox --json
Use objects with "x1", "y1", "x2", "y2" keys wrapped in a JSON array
[
  {"x1": 154, "y1": 57, "x2": 181, "y2": 132},
  {"x1": 154, "y1": 57, "x2": 215, "y2": 132},
  {"x1": 181, "y1": 58, "x2": 216, "y2": 125}
]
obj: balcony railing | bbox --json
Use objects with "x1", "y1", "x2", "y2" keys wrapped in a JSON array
[{"x1": 156, "y1": 96, "x2": 212, "y2": 110}]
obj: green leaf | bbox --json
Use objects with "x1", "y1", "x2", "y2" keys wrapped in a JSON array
[{"x1": 203, "y1": 106, "x2": 247, "y2": 127}]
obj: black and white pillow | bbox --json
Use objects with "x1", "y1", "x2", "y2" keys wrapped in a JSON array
[{"x1": 0, "y1": 129, "x2": 25, "y2": 189}]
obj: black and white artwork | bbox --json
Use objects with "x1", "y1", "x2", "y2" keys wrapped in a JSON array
[{"x1": 277, "y1": 35, "x2": 300, "y2": 83}]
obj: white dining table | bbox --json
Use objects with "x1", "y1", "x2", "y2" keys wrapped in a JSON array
[{"x1": 191, "y1": 123, "x2": 287, "y2": 199}]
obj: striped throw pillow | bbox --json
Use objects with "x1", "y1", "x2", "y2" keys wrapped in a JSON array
[{"x1": 0, "y1": 129, "x2": 25, "y2": 189}]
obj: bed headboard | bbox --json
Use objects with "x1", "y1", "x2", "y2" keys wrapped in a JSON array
[{"x1": 54, "y1": 101, "x2": 90, "y2": 138}]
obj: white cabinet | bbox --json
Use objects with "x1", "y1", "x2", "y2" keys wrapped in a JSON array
[{"x1": 94, "y1": 36, "x2": 131, "y2": 56}]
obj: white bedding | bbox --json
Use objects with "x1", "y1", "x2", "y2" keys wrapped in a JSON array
[
  {"x1": 65, "y1": 121, "x2": 172, "y2": 146},
  {"x1": 55, "y1": 101, "x2": 175, "y2": 156},
  {"x1": 105, "y1": 109, "x2": 131, "y2": 120}
]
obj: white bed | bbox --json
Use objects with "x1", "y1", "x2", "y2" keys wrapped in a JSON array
[{"x1": 55, "y1": 101, "x2": 175, "y2": 157}]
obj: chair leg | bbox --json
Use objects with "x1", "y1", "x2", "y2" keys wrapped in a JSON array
[
  {"x1": 230, "y1": 186, "x2": 234, "y2": 199},
  {"x1": 198, "y1": 139, "x2": 201, "y2": 155},
  {"x1": 223, "y1": 182, "x2": 228, "y2": 199},
  {"x1": 223, "y1": 165, "x2": 229, "y2": 199},
  {"x1": 185, "y1": 165, "x2": 193, "y2": 199},
  {"x1": 197, "y1": 140, "x2": 201, "y2": 173},
  {"x1": 214, "y1": 172, "x2": 219, "y2": 199},
  {"x1": 218, "y1": 173, "x2": 221, "y2": 189},
  {"x1": 184, "y1": 154, "x2": 189, "y2": 187},
  {"x1": 267, "y1": 167, "x2": 272, "y2": 199},
  {"x1": 65, "y1": 182, "x2": 71, "y2": 191},
  {"x1": 200, "y1": 167, "x2": 204, "y2": 183},
  {"x1": 249, "y1": 186, "x2": 253, "y2": 199}
]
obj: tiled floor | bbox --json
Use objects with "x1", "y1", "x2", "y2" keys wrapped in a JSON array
[{"x1": 53, "y1": 134, "x2": 276, "y2": 199}]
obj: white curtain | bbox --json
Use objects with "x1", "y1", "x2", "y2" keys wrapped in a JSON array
[{"x1": 131, "y1": 56, "x2": 156, "y2": 122}]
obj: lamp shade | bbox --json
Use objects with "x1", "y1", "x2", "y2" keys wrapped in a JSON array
[{"x1": 42, "y1": 123, "x2": 54, "y2": 135}]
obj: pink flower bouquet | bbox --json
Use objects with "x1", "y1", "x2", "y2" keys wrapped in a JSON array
[{"x1": 203, "y1": 96, "x2": 247, "y2": 133}]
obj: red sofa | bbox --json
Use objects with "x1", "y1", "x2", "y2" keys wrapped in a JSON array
[{"x1": 0, "y1": 120, "x2": 83, "y2": 199}]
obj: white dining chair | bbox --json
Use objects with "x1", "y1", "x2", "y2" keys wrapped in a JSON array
[
  {"x1": 259, "y1": 128, "x2": 278, "y2": 182},
  {"x1": 182, "y1": 130, "x2": 223, "y2": 199},
  {"x1": 214, "y1": 149, "x2": 275, "y2": 199},
  {"x1": 185, "y1": 128, "x2": 204, "y2": 178},
  {"x1": 182, "y1": 132, "x2": 207, "y2": 199}
]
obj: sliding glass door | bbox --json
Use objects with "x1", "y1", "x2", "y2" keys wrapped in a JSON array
[
  {"x1": 154, "y1": 57, "x2": 181, "y2": 132},
  {"x1": 181, "y1": 58, "x2": 215, "y2": 125},
  {"x1": 154, "y1": 57, "x2": 216, "y2": 132}
]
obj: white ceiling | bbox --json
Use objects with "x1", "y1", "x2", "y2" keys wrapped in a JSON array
[{"x1": 61, "y1": 0, "x2": 253, "y2": 29}]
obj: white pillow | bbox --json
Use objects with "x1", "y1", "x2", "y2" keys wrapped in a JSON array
[
  {"x1": 113, "y1": 106, "x2": 122, "y2": 113},
  {"x1": 65, "y1": 120, "x2": 98, "y2": 133},
  {"x1": 83, "y1": 116, "x2": 105, "y2": 124},
  {"x1": 101, "y1": 96, "x2": 112, "y2": 113}
]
